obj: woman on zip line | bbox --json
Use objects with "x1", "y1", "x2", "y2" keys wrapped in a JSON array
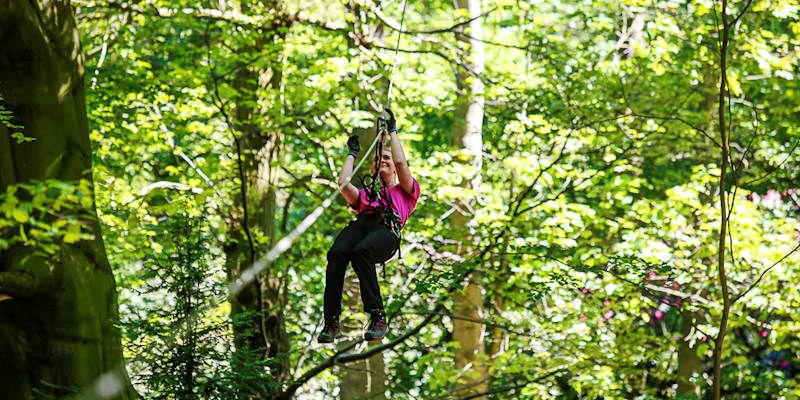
[{"x1": 318, "y1": 108, "x2": 420, "y2": 343}]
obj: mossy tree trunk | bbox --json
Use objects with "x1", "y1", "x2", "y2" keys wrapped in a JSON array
[{"x1": 0, "y1": 1, "x2": 135, "y2": 399}]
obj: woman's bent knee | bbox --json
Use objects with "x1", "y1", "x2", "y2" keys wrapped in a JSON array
[{"x1": 327, "y1": 248, "x2": 348, "y2": 264}]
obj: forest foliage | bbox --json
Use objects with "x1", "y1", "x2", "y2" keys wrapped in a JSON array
[{"x1": 2, "y1": 0, "x2": 799, "y2": 398}]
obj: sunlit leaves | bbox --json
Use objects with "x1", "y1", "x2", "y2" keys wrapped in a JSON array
[{"x1": 0, "y1": 180, "x2": 96, "y2": 254}]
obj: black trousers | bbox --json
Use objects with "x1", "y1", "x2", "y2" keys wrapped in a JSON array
[{"x1": 324, "y1": 214, "x2": 399, "y2": 317}]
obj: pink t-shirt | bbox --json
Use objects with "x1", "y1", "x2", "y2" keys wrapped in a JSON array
[{"x1": 352, "y1": 179, "x2": 420, "y2": 226}]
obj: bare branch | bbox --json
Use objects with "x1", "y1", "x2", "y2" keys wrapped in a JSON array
[
  {"x1": 730, "y1": 0, "x2": 755, "y2": 27},
  {"x1": 733, "y1": 241, "x2": 800, "y2": 303},
  {"x1": 625, "y1": 112, "x2": 720, "y2": 147},
  {"x1": 373, "y1": 6, "x2": 497, "y2": 35},
  {"x1": 742, "y1": 138, "x2": 800, "y2": 185}
]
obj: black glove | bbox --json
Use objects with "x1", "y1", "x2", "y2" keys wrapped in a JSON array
[
  {"x1": 347, "y1": 135, "x2": 360, "y2": 158},
  {"x1": 385, "y1": 108, "x2": 397, "y2": 133}
]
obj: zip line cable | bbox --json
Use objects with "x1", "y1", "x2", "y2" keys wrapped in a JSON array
[
  {"x1": 230, "y1": 0, "x2": 410, "y2": 295},
  {"x1": 385, "y1": 0, "x2": 408, "y2": 109}
]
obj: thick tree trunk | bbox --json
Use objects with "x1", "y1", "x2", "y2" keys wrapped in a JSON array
[
  {"x1": 451, "y1": 0, "x2": 486, "y2": 397},
  {"x1": 0, "y1": 1, "x2": 135, "y2": 399},
  {"x1": 222, "y1": 2, "x2": 289, "y2": 396},
  {"x1": 224, "y1": 31, "x2": 289, "y2": 400}
]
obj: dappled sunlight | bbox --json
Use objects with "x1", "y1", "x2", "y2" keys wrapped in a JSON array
[{"x1": 2, "y1": 0, "x2": 799, "y2": 399}]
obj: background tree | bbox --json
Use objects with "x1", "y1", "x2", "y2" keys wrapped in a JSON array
[{"x1": 0, "y1": 1, "x2": 135, "y2": 398}]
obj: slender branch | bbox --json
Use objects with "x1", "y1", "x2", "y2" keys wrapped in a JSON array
[
  {"x1": 733, "y1": 241, "x2": 800, "y2": 303},
  {"x1": 602, "y1": 270, "x2": 771, "y2": 330},
  {"x1": 458, "y1": 367, "x2": 569, "y2": 400},
  {"x1": 730, "y1": 0, "x2": 755, "y2": 27},
  {"x1": 204, "y1": 24, "x2": 257, "y2": 267},
  {"x1": 145, "y1": 105, "x2": 227, "y2": 201},
  {"x1": 455, "y1": 31, "x2": 529, "y2": 51},
  {"x1": 397, "y1": 311, "x2": 545, "y2": 339},
  {"x1": 713, "y1": 2, "x2": 732, "y2": 396},
  {"x1": 741, "y1": 138, "x2": 800, "y2": 185},
  {"x1": 369, "y1": 42, "x2": 493, "y2": 85},
  {"x1": 373, "y1": 6, "x2": 497, "y2": 35},
  {"x1": 624, "y1": 112, "x2": 720, "y2": 147}
]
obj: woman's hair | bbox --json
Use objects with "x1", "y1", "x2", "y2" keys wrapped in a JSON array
[{"x1": 371, "y1": 145, "x2": 396, "y2": 185}]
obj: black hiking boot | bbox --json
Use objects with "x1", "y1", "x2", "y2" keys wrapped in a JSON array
[
  {"x1": 318, "y1": 315, "x2": 340, "y2": 344},
  {"x1": 364, "y1": 310, "x2": 387, "y2": 341}
]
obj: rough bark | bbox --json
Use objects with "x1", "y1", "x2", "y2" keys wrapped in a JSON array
[
  {"x1": 0, "y1": 1, "x2": 135, "y2": 398},
  {"x1": 451, "y1": 0, "x2": 486, "y2": 397}
]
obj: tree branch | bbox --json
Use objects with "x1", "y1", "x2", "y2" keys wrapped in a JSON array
[
  {"x1": 369, "y1": 42, "x2": 494, "y2": 86},
  {"x1": 733, "y1": 241, "x2": 800, "y2": 303},
  {"x1": 457, "y1": 367, "x2": 569, "y2": 400},
  {"x1": 713, "y1": 1, "x2": 733, "y2": 397},
  {"x1": 74, "y1": 0, "x2": 347, "y2": 33},
  {"x1": 373, "y1": 6, "x2": 497, "y2": 35},
  {"x1": 730, "y1": 0, "x2": 755, "y2": 27},
  {"x1": 279, "y1": 307, "x2": 441, "y2": 399}
]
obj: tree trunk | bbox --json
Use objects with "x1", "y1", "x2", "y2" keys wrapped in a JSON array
[
  {"x1": 338, "y1": 274, "x2": 387, "y2": 400},
  {"x1": 339, "y1": 279, "x2": 369, "y2": 399},
  {"x1": 451, "y1": 0, "x2": 486, "y2": 398},
  {"x1": 0, "y1": 1, "x2": 135, "y2": 398},
  {"x1": 222, "y1": 1, "x2": 289, "y2": 396},
  {"x1": 487, "y1": 235, "x2": 509, "y2": 359}
]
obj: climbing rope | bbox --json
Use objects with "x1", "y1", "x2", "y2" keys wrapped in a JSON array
[
  {"x1": 230, "y1": 0, "x2": 411, "y2": 295},
  {"x1": 362, "y1": 0, "x2": 410, "y2": 220}
]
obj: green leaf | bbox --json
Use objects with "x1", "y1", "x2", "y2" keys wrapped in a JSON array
[
  {"x1": 63, "y1": 224, "x2": 81, "y2": 244},
  {"x1": 12, "y1": 208, "x2": 28, "y2": 223},
  {"x1": 10, "y1": 132, "x2": 35, "y2": 143},
  {"x1": 696, "y1": 343, "x2": 709, "y2": 358}
]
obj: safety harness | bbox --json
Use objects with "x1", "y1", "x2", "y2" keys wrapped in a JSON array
[{"x1": 356, "y1": 117, "x2": 404, "y2": 278}]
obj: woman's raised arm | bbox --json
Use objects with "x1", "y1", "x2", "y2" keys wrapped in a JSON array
[
  {"x1": 339, "y1": 136, "x2": 361, "y2": 207},
  {"x1": 386, "y1": 109, "x2": 415, "y2": 195}
]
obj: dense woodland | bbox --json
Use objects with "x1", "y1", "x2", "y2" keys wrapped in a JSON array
[{"x1": 1, "y1": 0, "x2": 799, "y2": 399}]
